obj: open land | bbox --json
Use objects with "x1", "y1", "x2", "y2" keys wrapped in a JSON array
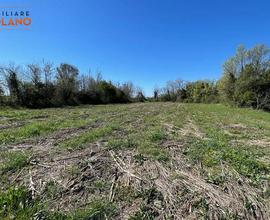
[{"x1": 0, "y1": 103, "x2": 270, "y2": 219}]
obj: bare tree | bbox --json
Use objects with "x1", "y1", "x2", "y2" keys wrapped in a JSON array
[
  {"x1": 153, "y1": 86, "x2": 160, "y2": 100},
  {"x1": 135, "y1": 86, "x2": 146, "y2": 102},
  {"x1": 121, "y1": 81, "x2": 135, "y2": 99},
  {"x1": 28, "y1": 64, "x2": 41, "y2": 85},
  {"x1": 42, "y1": 60, "x2": 54, "y2": 85},
  {"x1": 96, "y1": 70, "x2": 103, "y2": 83},
  {"x1": 255, "y1": 92, "x2": 270, "y2": 109}
]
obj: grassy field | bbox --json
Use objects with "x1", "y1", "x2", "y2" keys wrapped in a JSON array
[{"x1": 0, "y1": 103, "x2": 270, "y2": 219}]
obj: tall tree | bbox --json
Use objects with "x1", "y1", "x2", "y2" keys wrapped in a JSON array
[
  {"x1": 56, "y1": 63, "x2": 79, "y2": 105},
  {"x1": 0, "y1": 65, "x2": 22, "y2": 105},
  {"x1": 121, "y1": 82, "x2": 135, "y2": 100},
  {"x1": 42, "y1": 61, "x2": 54, "y2": 85},
  {"x1": 235, "y1": 45, "x2": 247, "y2": 73},
  {"x1": 28, "y1": 64, "x2": 42, "y2": 86},
  {"x1": 247, "y1": 44, "x2": 270, "y2": 75}
]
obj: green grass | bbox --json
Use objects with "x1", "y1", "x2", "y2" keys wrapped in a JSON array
[
  {"x1": 0, "y1": 118, "x2": 95, "y2": 145},
  {"x1": 187, "y1": 138, "x2": 270, "y2": 183},
  {"x1": 0, "y1": 187, "x2": 42, "y2": 220},
  {"x1": 60, "y1": 122, "x2": 121, "y2": 150},
  {"x1": 1, "y1": 103, "x2": 270, "y2": 218},
  {"x1": 0, "y1": 151, "x2": 29, "y2": 174},
  {"x1": 71, "y1": 199, "x2": 117, "y2": 219},
  {"x1": 181, "y1": 104, "x2": 270, "y2": 184},
  {"x1": 0, "y1": 186, "x2": 116, "y2": 220},
  {"x1": 108, "y1": 136, "x2": 137, "y2": 150}
]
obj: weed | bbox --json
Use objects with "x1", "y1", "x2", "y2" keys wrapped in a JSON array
[
  {"x1": 147, "y1": 128, "x2": 166, "y2": 142},
  {"x1": 72, "y1": 199, "x2": 116, "y2": 219},
  {"x1": 0, "y1": 151, "x2": 29, "y2": 174},
  {"x1": 138, "y1": 142, "x2": 169, "y2": 162},
  {"x1": 129, "y1": 205, "x2": 158, "y2": 220},
  {"x1": 137, "y1": 187, "x2": 163, "y2": 204},
  {"x1": 66, "y1": 165, "x2": 81, "y2": 177},
  {"x1": 134, "y1": 153, "x2": 145, "y2": 165},
  {"x1": 43, "y1": 181, "x2": 63, "y2": 200},
  {"x1": 114, "y1": 186, "x2": 137, "y2": 202},
  {"x1": 0, "y1": 187, "x2": 42, "y2": 219},
  {"x1": 206, "y1": 170, "x2": 226, "y2": 185},
  {"x1": 192, "y1": 197, "x2": 209, "y2": 218}
]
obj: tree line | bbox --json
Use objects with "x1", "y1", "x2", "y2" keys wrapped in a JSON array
[
  {"x1": 0, "y1": 62, "x2": 145, "y2": 108},
  {"x1": 154, "y1": 44, "x2": 270, "y2": 111},
  {"x1": 153, "y1": 79, "x2": 218, "y2": 103},
  {"x1": 1, "y1": 44, "x2": 270, "y2": 111}
]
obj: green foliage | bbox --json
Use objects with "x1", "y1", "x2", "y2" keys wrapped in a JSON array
[
  {"x1": 156, "y1": 44, "x2": 270, "y2": 112},
  {"x1": 219, "y1": 44, "x2": 270, "y2": 111},
  {"x1": 0, "y1": 85, "x2": 4, "y2": 105},
  {"x1": 97, "y1": 81, "x2": 129, "y2": 104},
  {"x1": 186, "y1": 81, "x2": 219, "y2": 103},
  {"x1": 159, "y1": 80, "x2": 218, "y2": 103},
  {"x1": 1, "y1": 63, "x2": 132, "y2": 108},
  {"x1": 2, "y1": 44, "x2": 270, "y2": 111},
  {"x1": 217, "y1": 72, "x2": 236, "y2": 104},
  {"x1": 55, "y1": 63, "x2": 79, "y2": 105},
  {"x1": 21, "y1": 82, "x2": 55, "y2": 108},
  {"x1": 3, "y1": 67, "x2": 22, "y2": 105}
]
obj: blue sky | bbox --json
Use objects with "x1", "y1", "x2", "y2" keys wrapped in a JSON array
[{"x1": 1, "y1": 0, "x2": 270, "y2": 96}]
